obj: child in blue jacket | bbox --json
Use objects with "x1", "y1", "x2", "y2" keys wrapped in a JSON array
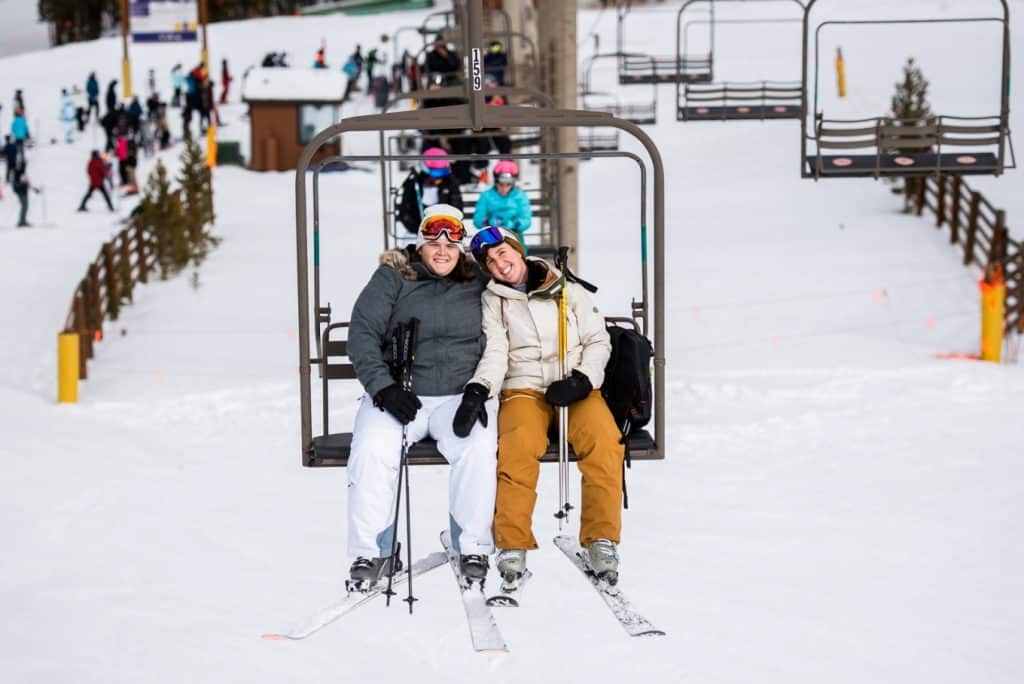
[{"x1": 471, "y1": 159, "x2": 532, "y2": 243}]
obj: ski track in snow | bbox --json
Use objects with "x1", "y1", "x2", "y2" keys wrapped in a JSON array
[{"x1": 2, "y1": 1, "x2": 1024, "y2": 683}]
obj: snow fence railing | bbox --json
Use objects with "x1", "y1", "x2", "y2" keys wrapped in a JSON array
[{"x1": 909, "y1": 175, "x2": 1023, "y2": 336}]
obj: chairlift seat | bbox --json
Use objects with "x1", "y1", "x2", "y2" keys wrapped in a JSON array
[
  {"x1": 679, "y1": 82, "x2": 802, "y2": 122},
  {"x1": 618, "y1": 54, "x2": 711, "y2": 85},
  {"x1": 307, "y1": 429, "x2": 659, "y2": 467},
  {"x1": 806, "y1": 152, "x2": 1002, "y2": 178}
]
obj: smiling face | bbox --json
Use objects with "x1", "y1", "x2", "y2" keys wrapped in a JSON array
[
  {"x1": 484, "y1": 243, "x2": 527, "y2": 285},
  {"x1": 419, "y1": 239, "x2": 461, "y2": 277}
]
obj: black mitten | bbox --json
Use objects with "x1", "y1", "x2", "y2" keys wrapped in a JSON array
[
  {"x1": 544, "y1": 370, "x2": 593, "y2": 407},
  {"x1": 373, "y1": 384, "x2": 422, "y2": 424},
  {"x1": 452, "y1": 383, "x2": 489, "y2": 438}
]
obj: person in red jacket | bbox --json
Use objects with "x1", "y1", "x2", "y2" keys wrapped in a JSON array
[{"x1": 78, "y1": 150, "x2": 114, "y2": 212}]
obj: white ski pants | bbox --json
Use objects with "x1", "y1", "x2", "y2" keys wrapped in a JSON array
[{"x1": 347, "y1": 393, "x2": 498, "y2": 559}]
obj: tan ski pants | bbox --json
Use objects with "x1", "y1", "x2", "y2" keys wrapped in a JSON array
[{"x1": 494, "y1": 389, "x2": 624, "y2": 550}]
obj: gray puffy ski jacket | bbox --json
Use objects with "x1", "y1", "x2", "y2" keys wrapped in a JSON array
[{"x1": 347, "y1": 249, "x2": 486, "y2": 398}]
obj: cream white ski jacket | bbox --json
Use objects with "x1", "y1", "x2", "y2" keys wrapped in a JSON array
[{"x1": 470, "y1": 258, "x2": 611, "y2": 396}]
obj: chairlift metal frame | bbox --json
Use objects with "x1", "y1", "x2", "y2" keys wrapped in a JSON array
[
  {"x1": 800, "y1": 1, "x2": 1015, "y2": 178},
  {"x1": 616, "y1": 1, "x2": 711, "y2": 84},
  {"x1": 294, "y1": 3, "x2": 667, "y2": 469}
]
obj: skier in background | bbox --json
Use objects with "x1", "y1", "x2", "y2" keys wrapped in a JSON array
[
  {"x1": 171, "y1": 64, "x2": 184, "y2": 107},
  {"x1": 471, "y1": 160, "x2": 532, "y2": 242},
  {"x1": 78, "y1": 150, "x2": 115, "y2": 212},
  {"x1": 3, "y1": 134, "x2": 18, "y2": 184},
  {"x1": 60, "y1": 89, "x2": 76, "y2": 143},
  {"x1": 10, "y1": 107, "x2": 30, "y2": 153},
  {"x1": 105, "y1": 79, "x2": 118, "y2": 113},
  {"x1": 85, "y1": 72, "x2": 100, "y2": 122},
  {"x1": 13, "y1": 163, "x2": 37, "y2": 228},
  {"x1": 395, "y1": 147, "x2": 463, "y2": 233},
  {"x1": 483, "y1": 40, "x2": 508, "y2": 86},
  {"x1": 219, "y1": 59, "x2": 232, "y2": 104}
]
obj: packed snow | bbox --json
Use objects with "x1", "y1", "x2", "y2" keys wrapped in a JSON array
[{"x1": 1, "y1": 1, "x2": 1022, "y2": 683}]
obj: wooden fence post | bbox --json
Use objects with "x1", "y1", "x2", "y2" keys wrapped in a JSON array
[
  {"x1": 964, "y1": 192, "x2": 980, "y2": 266},
  {"x1": 935, "y1": 175, "x2": 947, "y2": 228},
  {"x1": 135, "y1": 218, "x2": 148, "y2": 284},
  {"x1": 1018, "y1": 249, "x2": 1024, "y2": 334},
  {"x1": 949, "y1": 176, "x2": 962, "y2": 244},
  {"x1": 87, "y1": 263, "x2": 103, "y2": 344},
  {"x1": 990, "y1": 210, "x2": 1008, "y2": 264},
  {"x1": 74, "y1": 290, "x2": 89, "y2": 380},
  {"x1": 914, "y1": 178, "x2": 927, "y2": 216},
  {"x1": 119, "y1": 230, "x2": 134, "y2": 304},
  {"x1": 103, "y1": 242, "x2": 119, "y2": 320}
]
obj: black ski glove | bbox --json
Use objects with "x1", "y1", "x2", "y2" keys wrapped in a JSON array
[
  {"x1": 544, "y1": 370, "x2": 593, "y2": 407},
  {"x1": 452, "y1": 383, "x2": 489, "y2": 438},
  {"x1": 373, "y1": 384, "x2": 422, "y2": 425}
]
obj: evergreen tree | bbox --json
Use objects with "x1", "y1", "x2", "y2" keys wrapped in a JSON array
[
  {"x1": 891, "y1": 57, "x2": 931, "y2": 123},
  {"x1": 890, "y1": 57, "x2": 932, "y2": 210},
  {"x1": 177, "y1": 139, "x2": 218, "y2": 266},
  {"x1": 140, "y1": 160, "x2": 187, "y2": 279}
]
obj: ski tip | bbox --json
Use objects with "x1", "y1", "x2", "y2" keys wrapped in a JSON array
[
  {"x1": 260, "y1": 633, "x2": 290, "y2": 641},
  {"x1": 635, "y1": 630, "x2": 667, "y2": 638},
  {"x1": 486, "y1": 595, "x2": 519, "y2": 608}
]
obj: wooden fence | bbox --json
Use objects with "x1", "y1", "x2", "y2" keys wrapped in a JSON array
[
  {"x1": 913, "y1": 175, "x2": 1023, "y2": 335},
  {"x1": 61, "y1": 217, "x2": 159, "y2": 380}
]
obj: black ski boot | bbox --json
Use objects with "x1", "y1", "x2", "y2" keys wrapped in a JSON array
[
  {"x1": 346, "y1": 544, "x2": 403, "y2": 593},
  {"x1": 459, "y1": 554, "x2": 489, "y2": 582}
]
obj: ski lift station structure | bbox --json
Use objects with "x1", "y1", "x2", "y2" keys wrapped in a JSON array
[
  {"x1": 673, "y1": 0, "x2": 806, "y2": 122},
  {"x1": 801, "y1": 0, "x2": 1015, "y2": 179},
  {"x1": 294, "y1": 7, "x2": 667, "y2": 469}
]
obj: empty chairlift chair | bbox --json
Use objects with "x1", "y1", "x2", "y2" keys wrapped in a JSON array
[
  {"x1": 616, "y1": 3, "x2": 711, "y2": 84},
  {"x1": 800, "y1": 0, "x2": 1015, "y2": 179},
  {"x1": 674, "y1": 0, "x2": 806, "y2": 121}
]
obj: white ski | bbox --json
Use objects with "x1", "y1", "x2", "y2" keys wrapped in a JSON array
[
  {"x1": 553, "y1": 535, "x2": 666, "y2": 637},
  {"x1": 440, "y1": 530, "x2": 508, "y2": 653},
  {"x1": 261, "y1": 551, "x2": 447, "y2": 641}
]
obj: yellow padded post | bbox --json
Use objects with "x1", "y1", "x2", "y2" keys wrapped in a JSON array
[{"x1": 58, "y1": 332, "x2": 79, "y2": 403}]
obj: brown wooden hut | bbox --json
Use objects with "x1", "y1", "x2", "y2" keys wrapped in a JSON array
[{"x1": 242, "y1": 67, "x2": 345, "y2": 171}]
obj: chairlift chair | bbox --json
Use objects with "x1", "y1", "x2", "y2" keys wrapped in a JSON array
[
  {"x1": 294, "y1": 2, "x2": 667, "y2": 469},
  {"x1": 801, "y1": 1, "x2": 1015, "y2": 179},
  {"x1": 617, "y1": 2, "x2": 712, "y2": 84},
  {"x1": 581, "y1": 53, "x2": 658, "y2": 125}
]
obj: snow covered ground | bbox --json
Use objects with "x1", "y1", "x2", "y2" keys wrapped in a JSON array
[{"x1": 2, "y1": 2, "x2": 1023, "y2": 683}]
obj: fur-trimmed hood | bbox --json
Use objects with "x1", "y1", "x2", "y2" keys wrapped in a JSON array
[{"x1": 379, "y1": 248, "x2": 418, "y2": 281}]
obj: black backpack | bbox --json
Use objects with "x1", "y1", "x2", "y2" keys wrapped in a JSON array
[{"x1": 601, "y1": 322, "x2": 653, "y2": 436}]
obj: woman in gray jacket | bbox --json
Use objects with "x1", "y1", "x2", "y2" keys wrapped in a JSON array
[{"x1": 345, "y1": 204, "x2": 498, "y2": 590}]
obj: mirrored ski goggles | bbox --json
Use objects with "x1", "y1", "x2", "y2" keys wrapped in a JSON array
[
  {"x1": 495, "y1": 173, "x2": 517, "y2": 186},
  {"x1": 469, "y1": 225, "x2": 507, "y2": 261},
  {"x1": 420, "y1": 216, "x2": 466, "y2": 242}
]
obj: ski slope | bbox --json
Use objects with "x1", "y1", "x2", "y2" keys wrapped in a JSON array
[{"x1": 2, "y1": 2, "x2": 1023, "y2": 683}]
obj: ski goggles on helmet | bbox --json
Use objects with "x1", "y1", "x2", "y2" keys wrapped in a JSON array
[
  {"x1": 470, "y1": 225, "x2": 509, "y2": 262},
  {"x1": 495, "y1": 173, "x2": 516, "y2": 186},
  {"x1": 420, "y1": 215, "x2": 466, "y2": 242}
]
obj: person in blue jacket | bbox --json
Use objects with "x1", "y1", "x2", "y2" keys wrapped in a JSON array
[
  {"x1": 471, "y1": 159, "x2": 532, "y2": 243},
  {"x1": 86, "y1": 72, "x2": 100, "y2": 122},
  {"x1": 10, "y1": 108, "x2": 30, "y2": 152}
]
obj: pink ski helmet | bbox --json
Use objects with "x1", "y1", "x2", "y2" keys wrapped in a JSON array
[
  {"x1": 423, "y1": 147, "x2": 452, "y2": 178},
  {"x1": 493, "y1": 159, "x2": 519, "y2": 185}
]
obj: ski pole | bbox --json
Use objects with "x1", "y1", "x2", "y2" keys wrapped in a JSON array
[
  {"x1": 385, "y1": 322, "x2": 408, "y2": 607},
  {"x1": 401, "y1": 318, "x2": 419, "y2": 612},
  {"x1": 554, "y1": 247, "x2": 571, "y2": 528}
]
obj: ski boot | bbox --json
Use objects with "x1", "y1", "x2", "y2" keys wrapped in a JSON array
[
  {"x1": 459, "y1": 554, "x2": 490, "y2": 583},
  {"x1": 586, "y1": 539, "x2": 619, "y2": 586},
  {"x1": 345, "y1": 544, "x2": 403, "y2": 594},
  {"x1": 496, "y1": 549, "x2": 527, "y2": 590}
]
